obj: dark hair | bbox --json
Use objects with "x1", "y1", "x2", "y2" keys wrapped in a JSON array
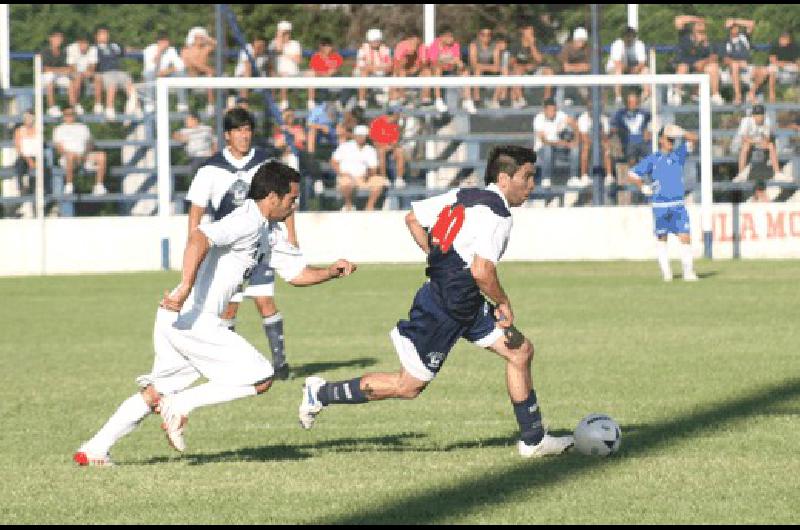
[
  {"x1": 247, "y1": 160, "x2": 301, "y2": 200},
  {"x1": 223, "y1": 107, "x2": 255, "y2": 132},
  {"x1": 543, "y1": 98, "x2": 556, "y2": 107},
  {"x1": 319, "y1": 37, "x2": 333, "y2": 46},
  {"x1": 440, "y1": 25, "x2": 453, "y2": 35},
  {"x1": 485, "y1": 145, "x2": 537, "y2": 184},
  {"x1": 187, "y1": 111, "x2": 200, "y2": 121},
  {"x1": 156, "y1": 31, "x2": 169, "y2": 41},
  {"x1": 624, "y1": 26, "x2": 637, "y2": 37}
]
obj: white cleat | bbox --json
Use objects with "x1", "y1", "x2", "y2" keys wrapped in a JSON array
[
  {"x1": 683, "y1": 271, "x2": 699, "y2": 282},
  {"x1": 518, "y1": 433, "x2": 574, "y2": 458},
  {"x1": 159, "y1": 394, "x2": 187, "y2": 453},
  {"x1": 298, "y1": 376, "x2": 326, "y2": 430}
]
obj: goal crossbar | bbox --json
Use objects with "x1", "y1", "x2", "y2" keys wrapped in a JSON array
[{"x1": 156, "y1": 73, "x2": 713, "y2": 267}]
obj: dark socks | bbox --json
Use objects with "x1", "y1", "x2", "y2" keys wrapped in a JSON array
[
  {"x1": 513, "y1": 390, "x2": 544, "y2": 446},
  {"x1": 317, "y1": 378, "x2": 368, "y2": 406},
  {"x1": 263, "y1": 313, "x2": 286, "y2": 368}
]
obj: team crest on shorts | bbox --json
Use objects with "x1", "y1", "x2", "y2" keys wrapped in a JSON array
[{"x1": 427, "y1": 352, "x2": 445, "y2": 369}]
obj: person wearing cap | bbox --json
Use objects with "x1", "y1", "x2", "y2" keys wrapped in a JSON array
[
  {"x1": 331, "y1": 124, "x2": 385, "y2": 211},
  {"x1": 733, "y1": 104, "x2": 782, "y2": 201},
  {"x1": 606, "y1": 27, "x2": 650, "y2": 105},
  {"x1": 269, "y1": 21, "x2": 303, "y2": 110},
  {"x1": 627, "y1": 124, "x2": 700, "y2": 282},
  {"x1": 354, "y1": 28, "x2": 393, "y2": 109},
  {"x1": 181, "y1": 26, "x2": 217, "y2": 116},
  {"x1": 560, "y1": 27, "x2": 591, "y2": 75}
]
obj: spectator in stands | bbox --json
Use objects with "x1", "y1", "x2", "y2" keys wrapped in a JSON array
[
  {"x1": 392, "y1": 30, "x2": 431, "y2": 106},
  {"x1": 734, "y1": 104, "x2": 782, "y2": 200},
  {"x1": 607, "y1": 27, "x2": 650, "y2": 105},
  {"x1": 270, "y1": 21, "x2": 303, "y2": 111},
  {"x1": 332, "y1": 124, "x2": 385, "y2": 211},
  {"x1": 308, "y1": 38, "x2": 344, "y2": 110},
  {"x1": 427, "y1": 26, "x2": 474, "y2": 114},
  {"x1": 578, "y1": 101, "x2": 613, "y2": 187},
  {"x1": 142, "y1": 31, "x2": 186, "y2": 113},
  {"x1": 672, "y1": 17, "x2": 724, "y2": 106},
  {"x1": 533, "y1": 98, "x2": 579, "y2": 186},
  {"x1": 181, "y1": 26, "x2": 217, "y2": 115},
  {"x1": 559, "y1": 27, "x2": 591, "y2": 104},
  {"x1": 369, "y1": 105, "x2": 406, "y2": 188},
  {"x1": 172, "y1": 112, "x2": 217, "y2": 179},
  {"x1": 272, "y1": 108, "x2": 307, "y2": 170},
  {"x1": 493, "y1": 31, "x2": 511, "y2": 105},
  {"x1": 337, "y1": 104, "x2": 366, "y2": 145},
  {"x1": 41, "y1": 30, "x2": 76, "y2": 117},
  {"x1": 307, "y1": 100, "x2": 339, "y2": 154},
  {"x1": 234, "y1": 34, "x2": 269, "y2": 100},
  {"x1": 509, "y1": 22, "x2": 554, "y2": 107},
  {"x1": 93, "y1": 26, "x2": 138, "y2": 120},
  {"x1": 767, "y1": 31, "x2": 799, "y2": 104},
  {"x1": 13, "y1": 111, "x2": 38, "y2": 194},
  {"x1": 722, "y1": 19, "x2": 756, "y2": 106},
  {"x1": 65, "y1": 36, "x2": 97, "y2": 116},
  {"x1": 468, "y1": 25, "x2": 503, "y2": 108},
  {"x1": 52, "y1": 106, "x2": 107, "y2": 196},
  {"x1": 354, "y1": 28, "x2": 393, "y2": 109},
  {"x1": 612, "y1": 91, "x2": 652, "y2": 166}
]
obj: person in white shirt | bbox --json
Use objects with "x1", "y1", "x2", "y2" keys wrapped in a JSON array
[
  {"x1": 298, "y1": 145, "x2": 574, "y2": 459},
  {"x1": 332, "y1": 124, "x2": 386, "y2": 211},
  {"x1": 234, "y1": 35, "x2": 269, "y2": 100},
  {"x1": 65, "y1": 36, "x2": 97, "y2": 116},
  {"x1": 52, "y1": 106, "x2": 107, "y2": 195},
  {"x1": 533, "y1": 99, "x2": 579, "y2": 186},
  {"x1": 734, "y1": 104, "x2": 782, "y2": 201},
  {"x1": 606, "y1": 27, "x2": 650, "y2": 104},
  {"x1": 74, "y1": 161, "x2": 358, "y2": 466},
  {"x1": 142, "y1": 31, "x2": 186, "y2": 112},
  {"x1": 269, "y1": 21, "x2": 303, "y2": 111},
  {"x1": 354, "y1": 28, "x2": 393, "y2": 109}
]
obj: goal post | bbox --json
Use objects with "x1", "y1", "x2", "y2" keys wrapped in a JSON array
[{"x1": 156, "y1": 73, "x2": 713, "y2": 268}]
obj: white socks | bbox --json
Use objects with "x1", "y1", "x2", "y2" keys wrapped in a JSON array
[
  {"x1": 656, "y1": 240, "x2": 672, "y2": 280},
  {"x1": 680, "y1": 242, "x2": 695, "y2": 277},
  {"x1": 170, "y1": 383, "x2": 257, "y2": 416},
  {"x1": 82, "y1": 393, "x2": 151, "y2": 455}
]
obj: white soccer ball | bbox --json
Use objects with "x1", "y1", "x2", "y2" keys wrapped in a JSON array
[{"x1": 574, "y1": 413, "x2": 621, "y2": 456}]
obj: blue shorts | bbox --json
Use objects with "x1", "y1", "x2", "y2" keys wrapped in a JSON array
[
  {"x1": 653, "y1": 204, "x2": 690, "y2": 237},
  {"x1": 392, "y1": 282, "x2": 504, "y2": 382}
]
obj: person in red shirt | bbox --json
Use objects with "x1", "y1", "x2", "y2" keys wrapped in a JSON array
[
  {"x1": 308, "y1": 38, "x2": 344, "y2": 110},
  {"x1": 392, "y1": 31, "x2": 431, "y2": 106},
  {"x1": 369, "y1": 105, "x2": 406, "y2": 187}
]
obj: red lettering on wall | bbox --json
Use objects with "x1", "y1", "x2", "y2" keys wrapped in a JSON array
[
  {"x1": 790, "y1": 212, "x2": 800, "y2": 237},
  {"x1": 741, "y1": 213, "x2": 758, "y2": 241},
  {"x1": 766, "y1": 212, "x2": 786, "y2": 239},
  {"x1": 714, "y1": 212, "x2": 733, "y2": 242}
]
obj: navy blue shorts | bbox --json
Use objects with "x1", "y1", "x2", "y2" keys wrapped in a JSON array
[{"x1": 392, "y1": 282, "x2": 503, "y2": 381}]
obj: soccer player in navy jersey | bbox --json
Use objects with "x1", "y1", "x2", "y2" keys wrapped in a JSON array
[
  {"x1": 628, "y1": 124, "x2": 699, "y2": 282},
  {"x1": 298, "y1": 145, "x2": 574, "y2": 458}
]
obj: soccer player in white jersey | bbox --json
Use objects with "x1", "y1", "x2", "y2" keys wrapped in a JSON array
[
  {"x1": 298, "y1": 146, "x2": 574, "y2": 458},
  {"x1": 74, "y1": 162, "x2": 357, "y2": 466},
  {"x1": 187, "y1": 108, "x2": 296, "y2": 380},
  {"x1": 628, "y1": 124, "x2": 700, "y2": 282}
]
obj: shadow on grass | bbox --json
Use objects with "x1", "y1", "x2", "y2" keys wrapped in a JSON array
[
  {"x1": 314, "y1": 377, "x2": 800, "y2": 524},
  {"x1": 697, "y1": 271, "x2": 718, "y2": 280},
  {"x1": 288, "y1": 357, "x2": 379, "y2": 379}
]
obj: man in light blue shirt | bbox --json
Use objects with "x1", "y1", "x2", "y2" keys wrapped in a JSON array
[{"x1": 628, "y1": 124, "x2": 700, "y2": 282}]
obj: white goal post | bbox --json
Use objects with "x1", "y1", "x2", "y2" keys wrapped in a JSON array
[{"x1": 156, "y1": 73, "x2": 713, "y2": 267}]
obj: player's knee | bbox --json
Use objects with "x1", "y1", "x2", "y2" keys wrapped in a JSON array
[
  {"x1": 397, "y1": 379, "x2": 426, "y2": 399},
  {"x1": 510, "y1": 339, "x2": 534, "y2": 366}
]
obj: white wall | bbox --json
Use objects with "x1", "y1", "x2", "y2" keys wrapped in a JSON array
[{"x1": 1, "y1": 203, "x2": 799, "y2": 276}]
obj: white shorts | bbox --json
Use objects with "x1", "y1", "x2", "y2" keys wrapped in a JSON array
[
  {"x1": 136, "y1": 308, "x2": 274, "y2": 394},
  {"x1": 42, "y1": 71, "x2": 72, "y2": 89}
]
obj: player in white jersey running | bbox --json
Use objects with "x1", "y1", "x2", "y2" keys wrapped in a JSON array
[
  {"x1": 298, "y1": 146, "x2": 574, "y2": 458},
  {"x1": 187, "y1": 108, "x2": 297, "y2": 380},
  {"x1": 74, "y1": 161, "x2": 357, "y2": 466}
]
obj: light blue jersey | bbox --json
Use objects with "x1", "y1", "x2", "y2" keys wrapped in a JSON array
[{"x1": 631, "y1": 141, "x2": 688, "y2": 205}]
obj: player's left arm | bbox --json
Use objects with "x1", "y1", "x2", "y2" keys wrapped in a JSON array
[
  {"x1": 471, "y1": 256, "x2": 513, "y2": 328},
  {"x1": 288, "y1": 260, "x2": 357, "y2": 286},
  {"x1": 160, "y1": 228, "x2": 210, "y2": 311}
]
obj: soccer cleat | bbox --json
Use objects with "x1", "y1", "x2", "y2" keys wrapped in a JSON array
[
  {"x1": 298, "y1": 376, "x2": 326, "y2": 430},
  {"x1": 683, "y1": 271, "x2": 699, "y2": 282},
  {"x1": 159, "y1": 394, "x2": 188, "y2": 453},
  {"x1": 518, "y1": 433, "x2": 574, "y2": 458},
  {"x1": 73, "y1": 450, "x2": 114, "y2": 467}
]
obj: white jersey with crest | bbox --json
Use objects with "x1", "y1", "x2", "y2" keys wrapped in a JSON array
[{"x1": 175, "y1": 200, "x2": 307, "y2": 329}]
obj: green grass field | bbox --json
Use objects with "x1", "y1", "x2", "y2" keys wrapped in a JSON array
[{"x1": 1, "y1": 261, "x2": 798, "y2": 524}]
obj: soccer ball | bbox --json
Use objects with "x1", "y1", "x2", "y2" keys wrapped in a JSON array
[{"x1": 574, "y1": 413, "x2": 621, "y2": 456}]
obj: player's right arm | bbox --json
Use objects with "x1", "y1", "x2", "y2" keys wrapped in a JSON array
[
  {"x1": 160, "y1": 227, "x2": 210, "y2": 311},
  {"x1": 628, "y1": 155, "x2": 654, "y2": 193},
  {"x1": 405, "y1": 211, "x2": 430, "y2": 255},
  {"x1": 185, "y1": 167, "x2": 213, "y2": 237}
]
